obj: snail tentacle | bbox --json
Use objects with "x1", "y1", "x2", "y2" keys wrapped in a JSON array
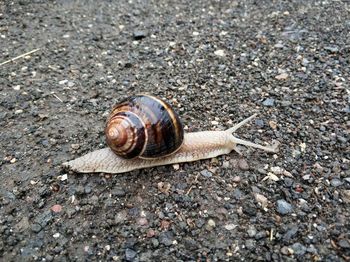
[
  {"x1": 226, "y1": 113, "x2": 258, "y2": 133},
  {"x1": 225, "y1": 114, "x2": 279, "y2": 153}
]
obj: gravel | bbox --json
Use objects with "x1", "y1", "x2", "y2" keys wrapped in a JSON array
[
  {"x1": 1, "y1": 0, "x2": 349, "y2": 261},
  {"x1": 277, "y1": 199, "x2": 293, "y2": 215}
]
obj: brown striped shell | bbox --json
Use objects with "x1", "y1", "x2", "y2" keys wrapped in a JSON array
[{"x1": 105, "y1": 94, "x2": 184, "y2": 159}]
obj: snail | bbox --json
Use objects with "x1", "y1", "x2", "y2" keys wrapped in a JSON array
[{"x1": 63, "y1": 94, "x2": 279, "y2": 174}]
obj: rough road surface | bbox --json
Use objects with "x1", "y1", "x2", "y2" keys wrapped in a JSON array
[{"x1": 0, "y1": 0, "x2": 349, "y2": 261}]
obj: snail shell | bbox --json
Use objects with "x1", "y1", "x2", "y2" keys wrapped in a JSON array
[{"x1": 105, "y1": 94, "x2": 184, "y2": 159}]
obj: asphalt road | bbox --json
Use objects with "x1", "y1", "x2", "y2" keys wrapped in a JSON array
[{"x1": 0, "y1": 0, "x2": 349, "y2": 261}]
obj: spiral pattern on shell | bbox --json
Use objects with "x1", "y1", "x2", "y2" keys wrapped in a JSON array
[{"x1": 105, "y1": 94, "x2": 184, "y2": 159}]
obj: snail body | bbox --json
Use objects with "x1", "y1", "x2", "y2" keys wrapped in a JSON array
[{"x1": 63, "y1": 95, "x2": 279, "y2": 174}]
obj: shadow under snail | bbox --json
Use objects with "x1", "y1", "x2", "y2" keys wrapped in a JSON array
[{"x1": 63, "y1": 94, "x2": 279, "y2": 174}]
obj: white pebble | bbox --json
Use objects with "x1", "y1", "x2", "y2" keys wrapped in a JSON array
[
  {"x1": 300, "y1": 143, "x2": 306, "y2": 152},
  {"x1": 224, "y1": 224, "x2": 237, "y2": 230},
  {"x1": 270, "y1": 166, "x2": 284, "y2": 175},
  {"x1": 53, "y1": 233, "x2": 60, "y2": 238},
  {"x1": 207, "y1": 219, "x2": 216, "y2": 227},
  {"x1": 71, "y1": 144, "x2": 80, "y2": 150},
  {"x1": 59, "y1": 79, "x2": 68, "y2": 85},
  {"x1": 30, "y1": 180, "x2": 37, "y2": 185},
  {"x1": 275, "y1": 73, "x2": 289, "y2": 80},
  {"x1": 255, "y1": 193, "x2": 268, "y2": 208},
  {"x1": 263, "y1": 172, "x2": 280, "y2": 182},
  {"x1": 214, "y1": 49, "x2": 225, "y2": 57}
]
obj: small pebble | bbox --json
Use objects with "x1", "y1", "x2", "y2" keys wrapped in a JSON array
[
  {"x1": 59, "y1": 79, "x2": 68, "y2": 85},
  {"x1": 31, "y1": 223, "x2": 42, "y2": 233},
  {"x1": 245, "y1": 239, "x2": 256, "y2": 250},
  {"x1": 151, "y1": 238, "x2": 159, "y2": 247},
  {"x1": 157, "y1": 182, "x2": 171, "y2": 195},
  {"x1": 232, "y1": 176, "x2": 241, "y2": 183},
  {"x1": 84, "y1": 186, "x2": 92, "y2": 194},
  {"x1": 275, "y1": 73, "x2": 289, "y2": 80},
  {"x1": 71, "y1": 144, "x2": 80, "y2": 150},
  {"x1": 269, "y1": 120, "x2": 277, "y2": 129},
  {"x1": 255, "y1": 231, "x2": 266, "y2": 240},
  {"x1": 159, "y1": 231, "x2": 174, "y2": 246},
  {"x1": 112, "y1": 188, "x2": 126, "y2": 197},
  {"x1": 264, "y1": 172, "x2": 279, "y2": 182},
  {"x1": 125, "y1": 248, "x2": 137, "y2": 261},
  {"x1": 338, "y1": 239, "x2": 350, "y2": 249},
  {"x1": 247, "y1": 226, "x2": 257, "y2": 237},
  {"x1": 133, "y1": 30, "x2": 147, "y2": 40},
  {"x1": 160, "y1": 219, "x2": 171, "y2": 230},
  {"x1": 302, "y1": 174, "x2": 311, "y2": 180},
  {"x1": 200, "y1": 169, "x2": 212, "y2": 177},
  {"x1": 330, "y1": 178, "x2": 342, "y2": 187},
  {"x1": 262, "y1": 98, "x2": 275, "y2": 107},
  {"x1": 137, "y1": 217, "x2": 148, "y2": 226},
  {"x1": 280, "y1": 246, "x2": 292, "y2": 255},
  {"x1": 291, "y1": 242, "x2": 307, "y2": 255},
  {"x1": 238, "y1": 159, "x2": 249, "y2": 170},
  {"x1": 222, "y1": 161, "x2": 230, "y2": 168},
  {"x1": 206, "y1": 219, "x2": 216, "y2": 230},
  {"x1": 324, "y1": 46, "x2": 339, "y2": 52},
  {"x1": 274, "y1": 43, "x2": 284, "y2": 48},
  {"x1": 214, "y1": 49, "x2": 225, "y2": 57},
  {"x1": 51, "y1": 204, "x2": 62, "y2": 213},
  {"x1": 147, "y1": 229, "x2": 155, "y2": 238},
  {"x1": 276, "y1": 199, "x2": 293, "y2": 215},
  {"x1": 255, "y1": 119, "x2": 264, "y2": 127},
  {"x1": 75, "y1": 185, "x2": 85, "y2": 195},
  {"x1": 224, "y1": 224, "x2": 237, "y2": 231},
  {"x1": 284, "y1": 177, "x2": 294, "y2": 187},
  {"x1": 271, "y1": 166, "x2": 284, "y2": 175},
  {"x1": 254, "y1": 193, "x2": 268, "y2": 208},
  {"x1": 342, "y1": 190, "x2": 350, "y2": 204}
]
